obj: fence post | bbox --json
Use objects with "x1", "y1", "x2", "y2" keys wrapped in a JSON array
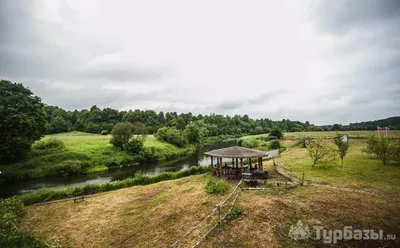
[
  {"x1": 217, "y1": 205, "x2": 221, "y2": 226},
  {"x1": 301, "y1": 173, "x2": 305, "y2": 185}
]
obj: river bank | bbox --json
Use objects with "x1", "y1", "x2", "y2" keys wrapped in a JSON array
[{"x1": 0, "y1": 132, "x2": 202, "y2": 182}]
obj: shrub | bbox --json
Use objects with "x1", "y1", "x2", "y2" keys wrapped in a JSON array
[
  {"x1": 49, "y1": 160, "x2": 85, "y2": 176},
  {"x1": 269, "y1": 140, "x2": 281, "y2": 150},
  {"x1": 0, "y1": 197, "x2": 48, "y2": 247},
  {"x1": 155, "y1": 127, "x2": 188, "y2": 147},
  {"x1": 140, "y1": 147, "x2": 158, "y2": 163},
  {"x1": 123, "y1": 137, "x2": 144, "y2": 155},
  {"x1": 225, "y1": 205, "x2": 243, "y2": 221},
  {"x1": 269, "y1": 128, "x2": 283, "y2": 139},
  {"x1": 104, "y1": 159, "x2": 119, "y2": 168},
  {"x1": 205, "y1": 176, "x2": 230, "y2": 194},
  {"x1": 240, "y1": 139, "x2": 259, "y2": 149},
  {"x1": 33, "y1": 138, "x2": 65, "y2": 150},
  {"x1": 364, "y1": 136, "x2": 397, "y2": 166},
  {"x1": 120, "y1": 158, "x2": 136, "y2": 167}
]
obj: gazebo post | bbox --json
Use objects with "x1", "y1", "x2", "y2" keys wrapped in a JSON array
[
  {"x1": 240, "y1": 158, "x2": 243, "y2": 171},
  {"x1": 249, "y1": 157, "x2": 252, "y2": 169},
  {"x1": 211, "y1": 157, "x2": 213, "y2": 167},
  {"x1": 236, "y1": 158, "x2": 239, "y2": 168},
  {"x1": 232, "y1": 158, "x2": 234, "y2": 167}
]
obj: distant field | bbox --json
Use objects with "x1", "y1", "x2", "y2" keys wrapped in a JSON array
[{"x1": 284, "y1": 130, "x2": 400, "y2": 139}]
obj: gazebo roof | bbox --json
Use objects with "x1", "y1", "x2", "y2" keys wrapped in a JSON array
[{"x1": 204, "y1": 146, "x2": 269, "y2": 158}]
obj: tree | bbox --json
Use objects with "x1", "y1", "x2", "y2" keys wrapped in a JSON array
[
  {"x1": 364, "y1": 136, "x2": 395, "y2": 166},
  {"x1": 306, "y1": 140, "x2": 337, "y2": 167},
  {"x1": 110, "y1": 122, "x2": 133, "y2": 149},
  {"x1": 332, "y1": 124, "x2": 341, "y2": 131},
  {"x1": 47, "y1": 115, "x2": 69, "y2": 134},
  {"x1": 270, "y1": 128, "x2": 283, "y2": 139},
  {"x1": 333, "y1": 134, "x2": 349, "y2": 167},
  {"x1": 183, "y1": 122, "x2": 203, "y2": 144},
  {"x1": 133, "y1": 122, "x2": 148, "y2": 135},
  {"x1": 155, "y1": 127, "x2": 187, "y2": 147},
  {"x1": 0, "y1": 80, "x2": 47, "y2": 162}
]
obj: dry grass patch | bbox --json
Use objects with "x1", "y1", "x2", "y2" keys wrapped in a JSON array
[
  {"x1": 200, "y1": 186, "x2": 400, "y2": 248},
  {"x1": 22, "y1": 175, "x2": 230, "y2": 248}
]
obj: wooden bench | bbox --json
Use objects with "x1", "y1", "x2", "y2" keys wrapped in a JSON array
[{"x1": 73, "y1": 193, "x2": 85, "y2": 203}]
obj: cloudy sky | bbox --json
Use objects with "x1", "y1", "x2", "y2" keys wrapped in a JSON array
[{"x1": 0, "y1": 0, "x2": 399, "y2": 125}]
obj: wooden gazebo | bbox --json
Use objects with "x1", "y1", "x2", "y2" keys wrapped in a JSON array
[{"x1": 204, "y1": 146, "x2": 269, "y2": 179}]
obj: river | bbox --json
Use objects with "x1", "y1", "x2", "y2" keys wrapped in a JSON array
[{"x1": 0, "y1": 143, "x2": 234, "y2": 198}]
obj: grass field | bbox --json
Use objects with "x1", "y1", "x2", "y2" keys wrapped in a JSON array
[
  {"x1": 1, "y1": 132, "x2": 195, "y2": 180},
  {"x1": 275, "y1": 139, "x2": 400, "y2": 194},
  {"x1": 21, "y1": 175, "x2": 400, "y2": 248},
  {"x1": 284, "y1": 130, "x2": 400, "y2": 139},
  {"x1": 20, "y1": 131, "x2": 400, "y2": 247}
]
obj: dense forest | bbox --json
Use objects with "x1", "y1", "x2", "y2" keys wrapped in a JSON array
[
  {"x1": 43, "y1": 105, "x2": 323, "y2": 136},
  {"x1": 44, "y1": 105, "x2": 400, "y2": 136}
]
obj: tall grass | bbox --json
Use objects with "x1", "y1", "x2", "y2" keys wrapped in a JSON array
[
  {"x1": 18, "y1": 165, "x2": 211, "y2": 205},
  {"x1": 205, "y1": 176, "x2": 230, "y2": 194}
]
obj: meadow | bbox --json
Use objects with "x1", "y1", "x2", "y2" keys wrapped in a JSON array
[
  {"x1": 0, "y1": 131, "x2": 196, "y2": 181},
  {"x1": 16, "y1": 130, "x2": 400, "y2": 247}
]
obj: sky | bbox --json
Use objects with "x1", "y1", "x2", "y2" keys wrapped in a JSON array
[{"x1": 0, "y1": 0, "x2": 399, "y2": 125}]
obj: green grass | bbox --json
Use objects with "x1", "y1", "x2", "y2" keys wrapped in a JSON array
[
  {"x1": 1, "y1": 131, "x2": 196, "y2": 181},
  {"x1": 276, "y1": 140, "x2": 400, "y2": 194}
]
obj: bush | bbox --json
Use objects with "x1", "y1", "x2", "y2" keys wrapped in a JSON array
[
  {"x1": 123, "y1": 137, "x2": 144, "y2": 155},
  {"x1": 33, "y1": 138, "x2": 65, "y2": 150},
  {"x1": 49, "y1": 160, "x2": 86, "y2": 176},
  {"x1": 205, "y1": 176, "x2": 230, "y2": 194},
  {"x1": 269, "y1": 128, "x2": 283, "y2": 139},
  {"x1": 240, "y1": 139, "x2": 259, "y2": 149},
  {"x1": 0, "y1": 197, "x2": 48, "y2": 248},
  {"x1": 225, "y1": 205, "x2": 243, "y2": 221},
  {"x1": 364, "y1": 136, "x2": 398, "y2": 166},
  {"x1": 104, "y1": 159, "x2": 119, "y2": 168},
  {"x1": 155, "y1": 127, "x2": 188, "y2": 147},
  {"x1": 269, "y1": 140, "x2": 281, "y2": 150}
]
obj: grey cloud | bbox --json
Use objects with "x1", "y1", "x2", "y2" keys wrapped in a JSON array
[
  {"x1": 309, "y1": 0, "x2": 400, "y2": 35},
  {"x1": 73, "y1": 65, "x2": 167, "y2": 82},
  {"x1": 214, "y1": 101, "x2": 242, "y2": 111},
  {"x1": 248, "y1": 89, "x2": 287, "y2": 105}
]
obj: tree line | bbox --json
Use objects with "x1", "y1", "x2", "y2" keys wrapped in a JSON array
[{"x1": 43, "y1": 104, "x2": 323, "y2": 136}]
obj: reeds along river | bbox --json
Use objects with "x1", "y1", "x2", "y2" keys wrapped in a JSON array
[{"x1": 0, "y1": 142, "x2": 235, "y2": 198}]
